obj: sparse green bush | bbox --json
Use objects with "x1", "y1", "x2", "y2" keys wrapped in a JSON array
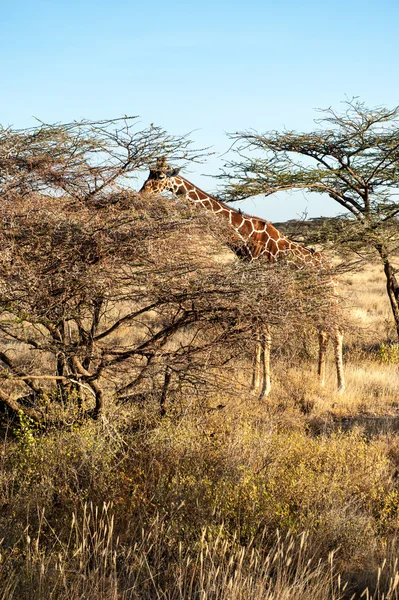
[{"x1": 377, "y1": 343, "x2": 399, "y2": 364}]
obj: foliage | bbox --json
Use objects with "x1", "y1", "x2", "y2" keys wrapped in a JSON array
[{"x1": 377, "y1": 343, "x2": 399, "y2": 364}]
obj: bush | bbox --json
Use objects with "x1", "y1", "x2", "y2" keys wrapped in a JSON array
[
  {"x1": 1, "y1": 406, "x2": 399, "y2": 598},
  {"x1": 377, "y1": 343, "x2": 399, "y2": 364}
]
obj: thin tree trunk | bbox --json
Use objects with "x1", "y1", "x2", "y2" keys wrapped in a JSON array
[
  {"x1": 82, "y1": 297, "x2": 103, "y2": 371},
  {"x1": 71, "y1": 357, "x2": 104, "y2": 419},
  {"x1": 56, "y1": 352, "x2": 69, "y2": 404},
  {"x1": 160, "y1": 366, "x2": 172, "y2": 417},
  {"x1": 376, "y1": 243, "x2": 399, "y2": 338}
]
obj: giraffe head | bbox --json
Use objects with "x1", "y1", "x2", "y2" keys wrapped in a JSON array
[{"x1": 140, "y1": 157, "x2": 181, "y2": 194}]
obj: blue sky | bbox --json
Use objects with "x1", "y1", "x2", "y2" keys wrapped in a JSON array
[{"x1": 2, "y1": 0, "x2": 399, "y2": 220}]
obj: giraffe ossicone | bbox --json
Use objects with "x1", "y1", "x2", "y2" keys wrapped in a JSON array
[{"x1": 140, "y1": 158, "x2": 345, "y2": 398}]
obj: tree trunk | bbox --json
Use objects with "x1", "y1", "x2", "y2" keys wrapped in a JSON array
[
  {"x1": 56, "y1": 352, "x2": 69, "y2": 404},
  {"x1": 0, "y1": 388, "x2": 42, "y2": 422},
  {"x1": 160, "y1": 366, "x2": 172, "y2": 417},
  {"x1": 71, "y1": 356, "x2": 104, "y2": 419},
  {"x1": 376, "y1": 243, "x2": 399, "y2": 338},
  {"x1": 90, "y1": 381, "x2": 104, "y2": 419}
]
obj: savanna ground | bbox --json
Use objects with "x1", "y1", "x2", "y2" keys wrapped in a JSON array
[{"x1": 2, "y1": 247, "x2": 399, "y2": 599}]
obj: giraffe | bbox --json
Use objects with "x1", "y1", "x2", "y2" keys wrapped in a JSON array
[{"x1": 140, "y1": 158, "x2": 345, "y2": 398}]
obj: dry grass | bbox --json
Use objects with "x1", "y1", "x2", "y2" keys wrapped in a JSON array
[
  {"x1": 260, "y1": 259, "x2": 399, "y2": 421},
  {"x1": 0, "y1": 503, "x2": 353, "y2": 600},
  {"x1": 336, "y1": 261, "x2": 399, "y2": 416},
  {"x1": 2, "y1": 256, "x2": 399, "y2": 599},
  {"x1": 341, "y1": 262, "x2": 396, "y2": 344},
  {"x1": 0, "y1": 406, "x2": 399, "y2": 599}
]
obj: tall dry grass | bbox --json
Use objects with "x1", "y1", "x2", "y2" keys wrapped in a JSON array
[{"x1": 0, "y1": 502, "x2": 377, "y2": 600}]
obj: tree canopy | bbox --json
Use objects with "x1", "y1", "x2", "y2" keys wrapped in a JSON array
[{"x1": 221, "y1": 100, "x2": 399, "y2": 336}]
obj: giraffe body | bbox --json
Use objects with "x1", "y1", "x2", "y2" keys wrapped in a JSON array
[
  {"x1": 142, "y1": 170, "x2": 327, "y2": 266},
  {"x1": 140, "y1": 162, "x2": 345, "y2": 397}
]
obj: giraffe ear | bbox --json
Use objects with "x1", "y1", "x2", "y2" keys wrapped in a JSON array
[{"x1": 166, "y1": 168, "x2": 180, "y2": 177}]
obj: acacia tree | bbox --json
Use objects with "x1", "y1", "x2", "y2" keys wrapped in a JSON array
[
  {"x1": 0, "y1": 117, "x2": 202, "y2": 420},
  {"x1": 221, "y1": 100, "x2": 399, "y2": 337},
  {"x1": 0, "y1": 190, "x2": 334, "y2": 422},
  {"x1": 0, "y1": 116, "x2": 204, "y2": 202},
  {"x1": 0, "y1": 119, "x2": 335, "y2": 423}
]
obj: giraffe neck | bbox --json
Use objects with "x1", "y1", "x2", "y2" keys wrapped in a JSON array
[
  {"x1": 166, "y1": 176, "x2": 232, "y2": 213},
  {"x1": 163, "y1": 176, "x2": 327, "y2": 267}
]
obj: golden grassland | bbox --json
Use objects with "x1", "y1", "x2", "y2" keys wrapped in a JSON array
[{"x1": 2, "y1": 257, "x2": 399, "y2": 598}]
